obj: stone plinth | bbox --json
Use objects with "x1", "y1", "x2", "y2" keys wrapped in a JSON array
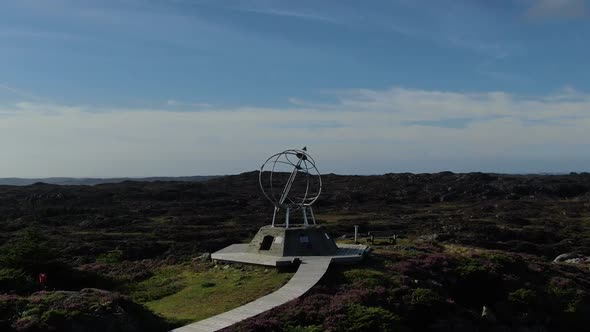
[{"x1": 246, "y1": 225, "x2": 338, "y2": 257}]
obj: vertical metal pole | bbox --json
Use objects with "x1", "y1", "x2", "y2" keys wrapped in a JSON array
[
  {"x1": 279, "y1": 159, "x2": 303, "y2": 206},
  {"x1": 285, "y1": 207, "x2": 290, "y2": 228},
  {"x1": 272, "y1": 206, "x2": 278, "y2": 227},
  {"x1": 354, "y1": 225, "x2": 359, "y2": 242},
  {"x1": 308, "y1": 206, "x2": 317, "y2": 225},
  {"x1": 303, "y1": 207, "x2": 309, "y2": 227}
]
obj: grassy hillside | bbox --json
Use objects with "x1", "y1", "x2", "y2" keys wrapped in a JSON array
[
  {"x1": 1, "y1": 172, "x2": 589, "y2": 331},
  {"x1": 129, "y1": 263, "x2": 292, "y2": 324},
  {"x1": 231, "y1": 238, "x2": 590, "y2": 331}
]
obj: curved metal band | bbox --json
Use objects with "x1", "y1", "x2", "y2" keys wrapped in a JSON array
[{"x1": 259, "y1": 149, "x2": 322, "y2": 209}]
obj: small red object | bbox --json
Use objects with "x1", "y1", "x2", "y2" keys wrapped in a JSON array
[{"x1": 38, "y1": 273, "x2": 48, "y2": 285}]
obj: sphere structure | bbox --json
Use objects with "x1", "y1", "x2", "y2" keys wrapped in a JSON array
[{"x1": 259, "y1": 148, "x2": 322, "y2": 227}]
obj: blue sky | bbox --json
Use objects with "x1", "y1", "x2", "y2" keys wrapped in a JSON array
[{"x1": 1, "y1": 0, "x2": 589, "y2": 177}]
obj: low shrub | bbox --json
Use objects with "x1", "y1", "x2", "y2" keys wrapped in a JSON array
[
  {"x1": 0, "y1": 229, "x2": 59, "y2": 275},
  {"x1": 0, "y1": 268, "x2": 35, "y2": 293},
  {"x1": 0, "y1": 289, "x2": 171, "y2": 331},
  {"x1": 410, "y1": 288, "x2": 444, "y2": 308},
  {"x1": 325, "y1": 304, "x2": 401, "y2": 332},
  {"x1": 508, "y1": 288, "x2": 537, "y2": 307},
  {"x1": 96, "y1": 249, "x2": 124, "y2": 264},
  {"x1": 284, "y1": 324, "x2": 323, "y2": 332}
]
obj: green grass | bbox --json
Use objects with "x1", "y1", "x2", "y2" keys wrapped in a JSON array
[
  {"x1": 316, "y1": 212, "x2": 383, "y2": 224},
  {"x1": 148, "y1": 216, "x2": 171, "y2": 224},
  {"x1": 341, "y1": 267, "x2": 391, "y2": 288},
  {"x1": 443, "y1": 243, "x2": 487, "y2": 256},
  {"x1": 71, "y1": 231, "x2": 148, "y2": 237},
  {"x1": 128, "y1": 264, "x2": 293, "y2": 324}
]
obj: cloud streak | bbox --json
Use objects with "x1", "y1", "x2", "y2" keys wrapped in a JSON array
[
  {"x1": 0, "y1": 84, "x2": 46, "y2": 102},
  {"x1": 232, "y1": 6, "x2": 339, "y2": 24},
  {"x1": 1, "y1": 87, "x2": 589, "y2": 177}
]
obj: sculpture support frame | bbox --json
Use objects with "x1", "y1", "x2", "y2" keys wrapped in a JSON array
[
  {"x1": 271, "y1": 205, "x2": 317, "y2": 228},
  {"x1": 261, "y1": 148, "x2": 322, "y2": 229},
  {"x1": 208, "y1": 146, "x2": 368, "y2": 269}
]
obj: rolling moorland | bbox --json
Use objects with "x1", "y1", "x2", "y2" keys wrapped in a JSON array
[
  {"x1": 1, "y1": 171, "x2": 590, "y2": 331},
  {"x1": 0, "y1": 176, "x2": 219, "y2": 186}
]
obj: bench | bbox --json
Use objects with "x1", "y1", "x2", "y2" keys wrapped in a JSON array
[{"x1": 367, "y1": 232, "x2": 397, "y2": 244}]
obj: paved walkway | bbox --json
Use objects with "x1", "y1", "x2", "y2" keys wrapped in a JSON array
[{"x1": 172, "y1": 258, "x2": 331, "y2": 332}]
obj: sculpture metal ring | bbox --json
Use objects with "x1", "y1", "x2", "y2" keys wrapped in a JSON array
[{"x1": 259, "y1": 149, "x2": 322, "y2": 210}]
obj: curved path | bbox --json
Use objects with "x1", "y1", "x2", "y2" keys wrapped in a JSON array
[{"x1": 173, "y1": 257, "x2": 332, "y2": 332}]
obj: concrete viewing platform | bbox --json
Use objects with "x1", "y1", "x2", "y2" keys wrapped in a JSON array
[
  {"x1": 174, "y1": 222, "x2": 370, "y2": 331},
  {"x1": 212, "y1": 242, "x2": 370, "y2": 267},
  {"x1": 173, "y1": 149, "x2": 371, "y2": 331},
  {"x1": 173, "y1": 242, "x2": 370, "y2": 332}
]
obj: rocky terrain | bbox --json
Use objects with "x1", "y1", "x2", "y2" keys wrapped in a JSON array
[{"x1": 1, "y1": 171, "x2": 589, "y2": 331}]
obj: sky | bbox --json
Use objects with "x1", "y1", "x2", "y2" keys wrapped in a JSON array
[{"x1": 1, "y1": 0, "x2": 589, "y2": 177}]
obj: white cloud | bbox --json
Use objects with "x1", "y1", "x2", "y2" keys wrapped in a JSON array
[
  {"x1": 233, "y1": 6, "x2": 339, "y2": 24},
  {"x1": 1, "y1": 87, "x2": 589, "y2": 177},
  {"x1": 166, "y1": 99, "x2": 212, "y2": 108},
  {"x1": 0, "y1": 84, "x2": 46, "y2": 102},
  {"x1": 0, "y1": 27, "x2": 83, "y2": 41},
  {"x1": 527, "y1": 0, "x2": 588, "y2": 18}
]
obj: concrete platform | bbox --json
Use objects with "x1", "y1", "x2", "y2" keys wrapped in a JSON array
[{"x1": 212, "y1": 242, "x2": 369, "y2": 267}]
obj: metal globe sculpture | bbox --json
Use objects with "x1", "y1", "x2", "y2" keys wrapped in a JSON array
[{"x1": 259, "y1": 147, "x2": 322, "y2": 228}]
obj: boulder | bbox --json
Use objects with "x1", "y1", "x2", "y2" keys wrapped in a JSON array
[
  {"x1": 554, "y1": 253, "x2": 583, "y2": 263},
  {"x1": 193, "y1": 253, "x2": 211, "y2": 262},
  {"x1": 420, "y1": 234, "x2": 439, "y2": 242},
  {"x1": 564, "y1": 257, "x2": 590, "y2": 264},
  {"x1": 481, "y1": 305, "x2": 496, "y2": 322}
]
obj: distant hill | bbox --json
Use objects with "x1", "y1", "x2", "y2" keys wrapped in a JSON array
[{"x1": 0, "y1": 175, "x2": 221, "y2": 186}]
